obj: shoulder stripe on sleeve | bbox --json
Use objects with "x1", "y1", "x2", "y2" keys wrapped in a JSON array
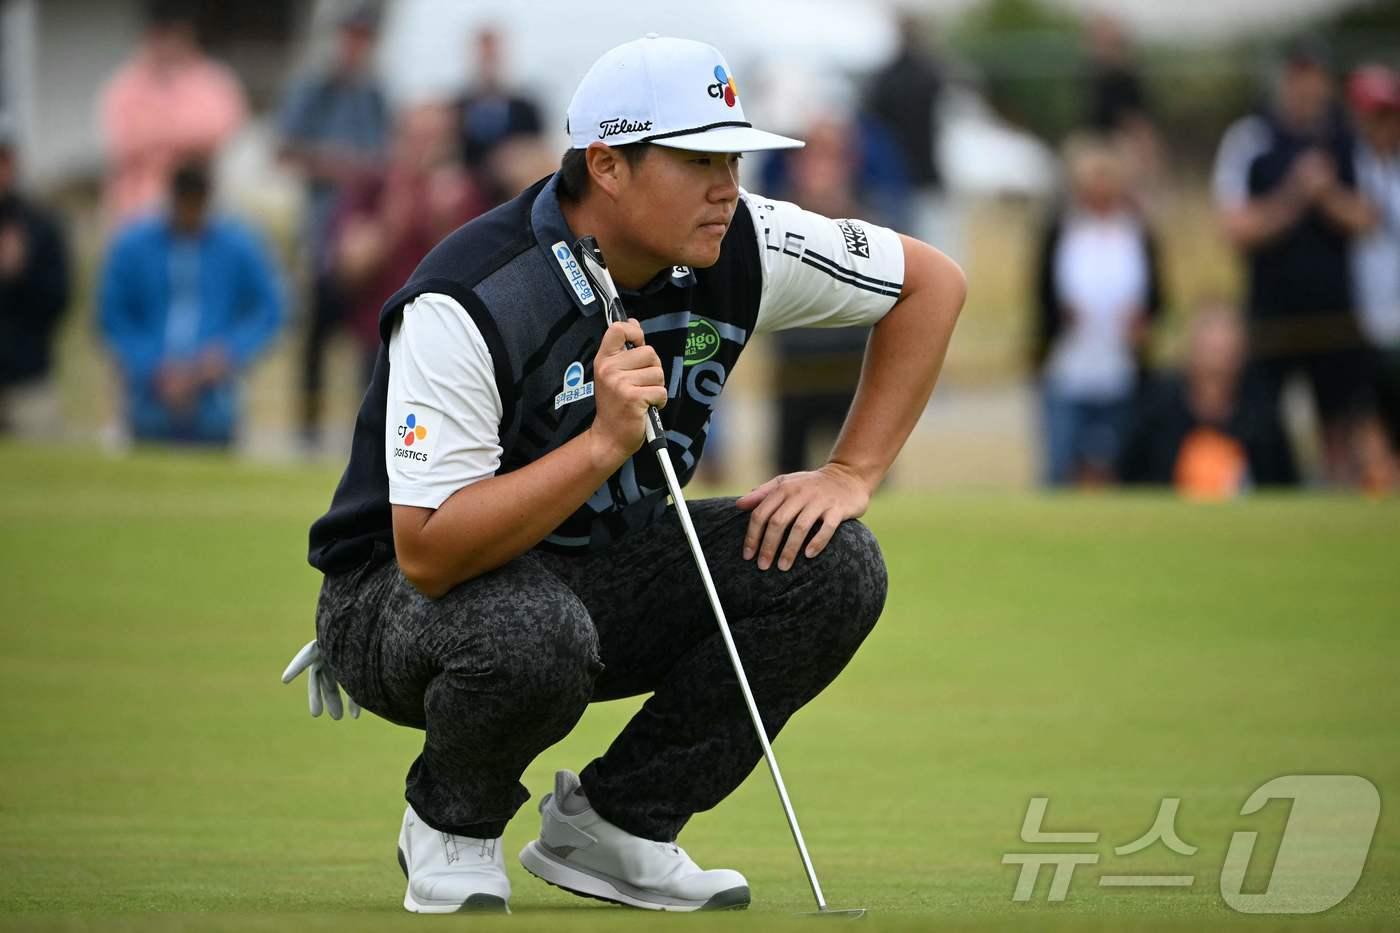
[
  {"x1": 798, "y1": 254, "x2": 902, "y2": 298},
  {"x1": 800, "y1": 248, "x2": 903, "y2": 295}
]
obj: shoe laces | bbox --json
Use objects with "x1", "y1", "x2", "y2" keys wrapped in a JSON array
[{"x1": 441, "y1": 832, "x2": 497, "y2": 864}]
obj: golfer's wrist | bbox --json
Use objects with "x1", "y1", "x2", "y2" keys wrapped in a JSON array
[
  {"x1": 584, "y1": 425, "x2": 634, "y2": 474},
  {"x1": 825, "y1": 457, "x2": 883, "y2": 496}
]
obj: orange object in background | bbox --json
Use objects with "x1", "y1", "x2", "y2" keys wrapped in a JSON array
[{"x1": 1173, "y1": 426, "x2": 1248, "y2": 500}]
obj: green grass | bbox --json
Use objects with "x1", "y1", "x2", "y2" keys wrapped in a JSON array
[{"x1": 0, "y1": 444, "x2": 1397, "y2": 931}]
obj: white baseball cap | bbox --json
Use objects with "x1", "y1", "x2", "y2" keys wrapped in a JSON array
[{"x1": 566, "y1": 35, "x2": 804, "y2": 153}]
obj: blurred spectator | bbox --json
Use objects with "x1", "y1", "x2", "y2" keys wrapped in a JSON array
[
  {"x1": 1033, "y1": 135, "x2": 1163, "y2": 488},
  {"x1": 333, "y1": 103, "x2": 485, "y2": 384},
  {"x1": 99, "y1": 2, "x2": 247, "y2": 226},
  {"x1": 99, "y1": 162, "x2": 283, "y2": 448},
  {"x1": 276, "y1": 5, "x2": 390, "y2": 450},
  {"x1": 1212, "y1": 38, "x2": 1389, "y2": 488},
  {"x1": 1348, "y1": 64, "x2": 1400, "y2": 456},
  {"x1": 864, "y1": 15, "x2": 947, "y2": 247},
  {"x1": 455, "y1": 27, "x2": 544, "y2": 206},
  {"x1": 1120, "y1": 302, "x2": 1298, "y2": 497},
  {"x1": 0, "y1": 123, "x2": 71, "y2": 439},
  {"x1": 1084, "y1": 13, "x2": 1150, "y2": 134},
  {"x1": 1083, "y1": 14, "x2": 1161, "y2": 201}
]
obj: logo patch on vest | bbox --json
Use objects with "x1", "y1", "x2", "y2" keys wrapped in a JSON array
[
  {"x1": 685, "y1": 318, "x2": 721, "y2": 366},
  {"x1": 555, "y1": 360, "x2": 595, "y2": 410},
  {"x1": 837, "y1": 219, "x2": 870, "y2": 258},
  {"x1": 552, "y1": 241, "x2": 597, "y2": 306}
]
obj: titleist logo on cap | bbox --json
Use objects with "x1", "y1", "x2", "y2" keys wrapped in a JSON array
[{"x1": 598, "y1": 117, "x2": 653, "y2": 139}]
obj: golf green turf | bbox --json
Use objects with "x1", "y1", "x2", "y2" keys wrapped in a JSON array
[{"x1": 0, "y1": 444, "x2": 1396, "y2": 931}]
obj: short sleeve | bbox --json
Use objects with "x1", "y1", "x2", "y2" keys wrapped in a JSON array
[
  {"x1": 1212, "y1": 116, "x2": 1271, "y2": 209},
  {"x1": 385, "y1": 293, "x2": 504, "y2": 510},
  {"x1": 742, "y1": 190, "x2": 906, "y2": 335}
]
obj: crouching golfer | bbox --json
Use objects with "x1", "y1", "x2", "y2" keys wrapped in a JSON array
[{"x1": 286, "y1": 35, "x2": 964, "y2": 914}]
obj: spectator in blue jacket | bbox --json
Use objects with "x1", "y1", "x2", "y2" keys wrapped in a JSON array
[{"x1": 99, "y1": 162, "x2": 283, "y2": 447}]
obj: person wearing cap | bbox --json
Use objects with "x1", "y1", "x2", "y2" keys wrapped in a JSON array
[
  {"x1": 1211, "y1": 37, "x2": 1388, "y2": 487},
  {"x1": 290, "y1": 36, "x2": 965, "y2": 913},
  {"x1": 1348, "y1": 64, "x2": 1400, "y2": 457}
]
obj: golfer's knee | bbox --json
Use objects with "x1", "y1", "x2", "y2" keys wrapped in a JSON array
[
  {"x1": 493, "y1": 591, "x2": 601, "y2": 707},
  {"x1": 825, "y1": 519, "x2": 888, "y2": 635}
]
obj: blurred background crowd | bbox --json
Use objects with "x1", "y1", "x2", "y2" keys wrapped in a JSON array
[{"x1": 2, "y1": 0, "x2": 1399, "y2": 498}]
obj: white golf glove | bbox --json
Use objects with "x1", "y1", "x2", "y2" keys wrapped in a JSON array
[{"x1": 281, "y1": 640, "x2": 359, "y2": 720}]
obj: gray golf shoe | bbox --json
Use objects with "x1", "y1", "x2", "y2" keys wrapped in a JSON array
[{"x1": 519, "y1": 770, "x2": 750, "y2": 911}]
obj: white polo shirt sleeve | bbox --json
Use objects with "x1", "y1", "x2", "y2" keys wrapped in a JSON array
[
  {"x1": 742, "y1": 190, "x2": 906, "y2": 335},
  {"x1": 385, "y1": 292, "x2": 504, "y2": 510},
  {"x1": 1212, "y1": 115, "x2": 1271, "y2": 209}
]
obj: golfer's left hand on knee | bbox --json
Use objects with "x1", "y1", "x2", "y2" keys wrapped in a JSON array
[
  {"x1": 280, "y1": 640, "x2": 360, "y2": 720},
  {"x1": 736, "y1": 463, "x2": 871, "y2": 572}
]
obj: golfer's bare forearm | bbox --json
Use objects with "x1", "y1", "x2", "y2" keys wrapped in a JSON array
[
  {"x1": 829, "y1": 235, "x2": 966, "y2": 491},
  {"x1": 392, "y1": 429, "x2": 626, "y2": 597}
]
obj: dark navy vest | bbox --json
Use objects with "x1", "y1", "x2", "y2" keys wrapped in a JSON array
[{"x1": 308, "y1": 174, "x2": 764, "y2": 574}]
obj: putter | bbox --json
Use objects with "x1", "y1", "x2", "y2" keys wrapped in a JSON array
[{"x1": 574, "y1": 236, "x2": 866, "y2": 920}]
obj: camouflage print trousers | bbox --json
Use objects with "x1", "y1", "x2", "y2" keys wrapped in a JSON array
[{"x1": 315, "y1": 497, "x2": 887, "y2": 841}]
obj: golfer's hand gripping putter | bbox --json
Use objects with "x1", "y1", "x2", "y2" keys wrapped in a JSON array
[{"x1": 572, "y1": 236, "x2": 668, "y2": 459}]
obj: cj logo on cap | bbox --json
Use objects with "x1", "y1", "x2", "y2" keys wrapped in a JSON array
[{"x1": 707, "y1": 66, "x2": 738, "y2": 107}]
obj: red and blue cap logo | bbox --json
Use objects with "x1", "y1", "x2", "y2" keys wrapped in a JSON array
[{"x1": 708, "y1": 66, "x2": 738, "y2": 107}]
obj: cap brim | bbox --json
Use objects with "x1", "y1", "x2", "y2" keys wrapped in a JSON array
[{"x1": 650, "y1": 125, "x2": 805, "y2": 153}]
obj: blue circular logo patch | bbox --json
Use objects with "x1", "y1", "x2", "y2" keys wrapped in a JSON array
[{"x1": 564, "y1": 361, "x2": 585, "y2": 389}]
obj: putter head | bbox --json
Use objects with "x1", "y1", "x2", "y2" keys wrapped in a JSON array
[
  {"x1": 572, "y1": 236, "x2": 627, "y2": 325},
  {"x1": 802, "y1": 908, "x2": 867, "y2": 919}
]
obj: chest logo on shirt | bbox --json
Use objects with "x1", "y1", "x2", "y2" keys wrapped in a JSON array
[
  {"x1": 555, "y1": 360, "x2": 595, "y2": 410},
  {"x1": 837, "y1": 219, "x2": 870, "y2": 258},
  {"x1": 393, "y1": 410, "x2": 438, "y2": 464},
  {"x1": 552, "y1": 241, "x2": 597, "y2": 306},
  {"x1": 685, "y1": 319, "x2": 721, "y2": 366}
]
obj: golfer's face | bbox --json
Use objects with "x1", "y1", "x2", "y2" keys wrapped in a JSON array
[{"x1": 623, "y1": 147, "x2": 741, "y2": 269}]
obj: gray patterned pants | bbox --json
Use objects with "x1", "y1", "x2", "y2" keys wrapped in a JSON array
[{"x1": 315, "y1": 497, "x2": 886, "y2": 842}]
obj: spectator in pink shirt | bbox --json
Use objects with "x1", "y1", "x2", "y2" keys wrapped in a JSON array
[{"x1": 99, "y1": 4, "x2": 246, "y2": 225}]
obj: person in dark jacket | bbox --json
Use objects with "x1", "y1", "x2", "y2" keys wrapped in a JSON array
[
  {"x1": 1212, "y1": 37, "x2": 1390, "y2": 487},
  {"x1": 455, "y1": 27, "x2": 543, "y2": 207},
  {"x1": 1120, "y1": 302, "x2": 1298, "y2": 495},
  {"x1": 0, "y1": 127, "x2": 71, "y2": 437}
]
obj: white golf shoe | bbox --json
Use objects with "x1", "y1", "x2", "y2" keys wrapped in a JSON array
[
  {"x1": 519, "y1": 770, "x2": 750, "y2": 911},
  {"x1": 397, "y1": 804, "x2": 511, "y2": 913}
]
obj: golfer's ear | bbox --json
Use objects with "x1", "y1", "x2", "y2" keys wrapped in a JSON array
[{"x1": 586, "y1": 143, "x2": 625, "y2": 199}]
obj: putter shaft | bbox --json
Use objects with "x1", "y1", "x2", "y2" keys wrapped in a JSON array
[{"x1": 572, "y1": 236, "x2": 832, "y2": 912}]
